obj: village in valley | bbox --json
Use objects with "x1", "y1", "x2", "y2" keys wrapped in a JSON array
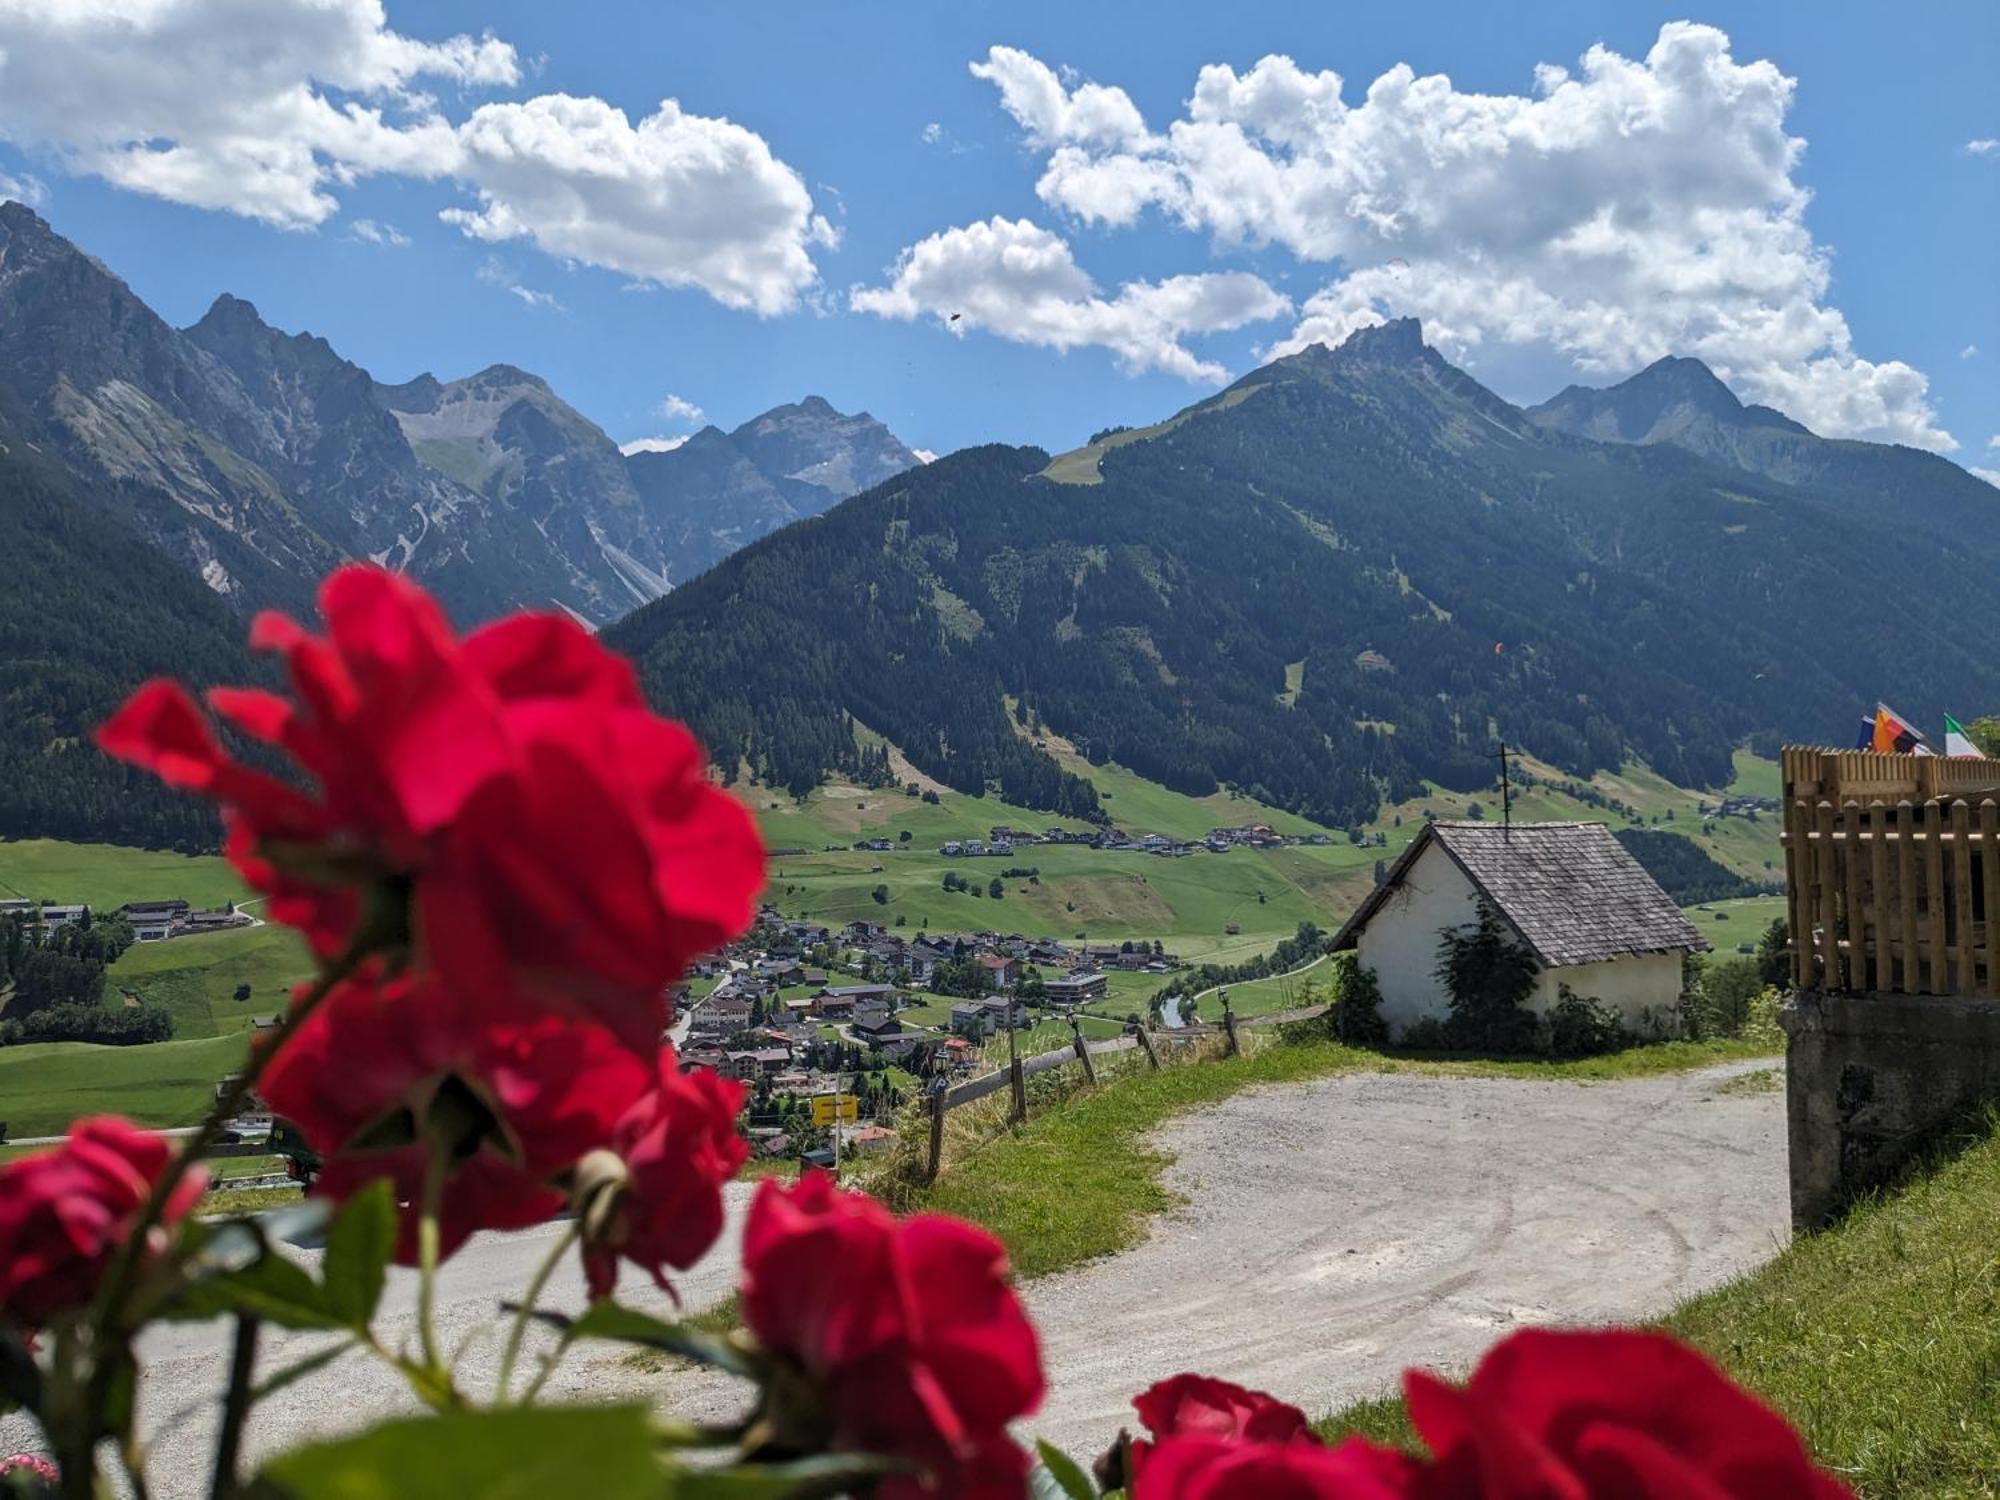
[{"x1": 676, "y1": 902, "x2": 1193, "y2": 1166}]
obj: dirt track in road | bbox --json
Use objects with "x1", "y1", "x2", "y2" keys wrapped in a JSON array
[
  {"x1": 0, "y1": 1059, "x2": 1787, "y2": 1489},
  {"x1": 641, "y1": 1057, "x2": 1789, "y2": 1455}
]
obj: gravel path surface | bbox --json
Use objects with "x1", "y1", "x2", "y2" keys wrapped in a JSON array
[{"x1": 1, "y1": 1059, "x2": 1787, "y2": 1489}]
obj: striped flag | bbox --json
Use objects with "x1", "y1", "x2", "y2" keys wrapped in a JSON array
[
  {"x1": 1945, "y1": 714, "x2": 1985, "y2": 758},
  {"x1": 1873, "y1": 703, "x2": 1934, "y2": 756}
]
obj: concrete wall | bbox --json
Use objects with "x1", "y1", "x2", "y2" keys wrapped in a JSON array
[
  {"x1": 1355, "y1": 842, "x2": 1684, "y2": 1039},
  {"x1": 1530, "y1": 953, "x2": 1684, "y2": 1039},
  {"x1": 1356, "y1": 841, "x2": 1483, "y2": 1038},
  {"x1": 1783, "y1": 990, "x2": 2000, "y2": 1228}
]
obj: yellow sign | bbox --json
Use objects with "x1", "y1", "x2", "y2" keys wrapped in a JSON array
[{"x1": 811, "y1": 1094, "x2": 860, "y2": 1126}]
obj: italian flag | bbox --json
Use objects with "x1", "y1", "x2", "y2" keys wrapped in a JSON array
[{"x1": 1945, "y1": 714, "x2": 1985, "y2": 758}]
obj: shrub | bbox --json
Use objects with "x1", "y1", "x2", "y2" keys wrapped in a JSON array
[
  {"x1": 1545, "y1": 985, "x2": 1631, "y2": 1059},
  {"x1": 1700, "y1": 955, "x2": 1766, "y2": 1037},
  {"x1": 0, "y1": 1000, "x2": 174, "y2": 1046},
  {"x1": 1432, "y1": 902, "x2": 1540, "y2": 1053}
]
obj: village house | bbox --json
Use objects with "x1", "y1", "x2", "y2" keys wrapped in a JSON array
[
  {"x1": 1330, "y1": 821, "x2": 1707, "y2": 1040},
  {"x1": 721, "y1": 1047, "x2": 794, "y2": 1082},
  {"x1": 846, "y1": 1123, "x2": 898, "y2": 1155},
  {"x1": 853, "y1": 1012, "x2": 903, "y2": 1047},
  {"x1": 976, "y1": 953, "x2": 1022, "y2": 990},
  {"x1": 38, "y1": 904, "x2": 88, "y2": 933},
  {"x1": 951, "y1": 996, "x2": 1027, "y2": 1034},
  {"x1": 1043, "y1": 971, "x2": 1109, "y2": 1007},
  {"x1": 121, "y1": 899, "x2": 190, "y2": 941}
]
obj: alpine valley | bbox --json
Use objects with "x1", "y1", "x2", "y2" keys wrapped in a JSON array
[{"x1": 3, "y1": 202, "x2": 1997, "y2": 847}]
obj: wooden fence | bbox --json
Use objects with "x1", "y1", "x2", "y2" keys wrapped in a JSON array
[
  {"x1": 1781, "y1": 746, "x2": 2000, "y2": 996},
  {"x1": 919, "y1": 997, "x2": 1324, "y2": 1180}
]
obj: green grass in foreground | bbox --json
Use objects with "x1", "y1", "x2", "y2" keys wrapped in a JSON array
[
  {"x1": 0, "y1": 1032, "x2": 249, "y2": 1139},
  {"x1": 912, "y1": 1035, "x2": 1774, "y2": 1281},
  {"x1": 1321, "y1": 1115, "x2": 2000, "y2": 1498}
]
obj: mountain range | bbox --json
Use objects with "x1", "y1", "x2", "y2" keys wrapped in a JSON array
[
  {"x1": 4, "y1": 202, "x2": 1998, "y2": 846},
  {"x1": 606, "y1": 319, "x2": 2000, "y2": 828},
  {"x1": 0, "y1": 202, "x2": 919, "y2": 626}
]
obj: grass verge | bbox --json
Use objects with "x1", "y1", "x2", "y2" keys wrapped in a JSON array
[{"x1": 1320, "y1": 1114, "x2": 2000, "y2": 1498}]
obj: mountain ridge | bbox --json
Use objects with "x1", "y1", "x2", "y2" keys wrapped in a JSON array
[
  {"x1": 0, "y1": 203, "x2": 922, "y2": 623},
  {"x1": 606, "y1": 320, "x2": 2000, "y2": 830}
]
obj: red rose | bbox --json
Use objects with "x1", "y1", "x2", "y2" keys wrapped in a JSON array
[
  {"x1": 1135, "y1": 1435, "x2": 1419, "y2": 1499},
  {"x1": 740, "y1": 1173, "x2": 1044, "y2": 1498},
  {"x1": 0, "y1": 1118, "x2": 207, "y2": 1328},
  {"x1": 1404, "y1": 1328, "x2": 1851, "y2": 1498},
  {"x1": 580, "y1": 1049, "x2": 747, "y2": 1299},
  {"x1": 1135, "y1": 1375, "x2": 1314, "y2": 1447},
  {"x1": 97, "y1": 565, "x2": 763, "y2": 1051},
  {"x1": 261, "y1": 968, "x2": 651, "y2": 1262},
  {"x1": 420, "y1": 699, "x2": 765, "y2": 1052},
  {"x1": 1128, "y1": 1373, "x2": 1316, "y2": 1478}
]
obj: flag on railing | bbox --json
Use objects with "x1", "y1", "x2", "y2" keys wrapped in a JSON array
[
  {"x1": 1873, "y1": 702, "x2": 1934, "y2": 755},
  {"x1": 1945, "y1": 714, "x2": 1986, "y2": 758}
]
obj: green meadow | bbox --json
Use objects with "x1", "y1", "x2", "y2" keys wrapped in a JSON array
[{"x1": 0, "y1": 837, "x2": 253, "y2": 911}]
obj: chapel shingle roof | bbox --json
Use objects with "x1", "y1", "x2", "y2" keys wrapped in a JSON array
[{"x1": 1332, "y1": 821, "x2": 1709, "y2": 967}]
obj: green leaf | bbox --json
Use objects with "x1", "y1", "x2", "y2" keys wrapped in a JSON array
[
  {"x1": 321, "y1": 1180, "x2": 394, "y2": 1328},
  {"x1": 1034, "y1": 1440, "x2": 1098, "y2": 1500},
  {"x1": 551, "y1": 1300, "x2": 759, "y2": 1381},
  {"x1": 255, "y1": 1404, "x2": 662, "y2": 1500},
  {"x1": 674, "y1": 1453, "x2": 904, "y2": 1499},
  {"x1": 174, "y1": 1254, "x2": 342, "y2": 1331}
]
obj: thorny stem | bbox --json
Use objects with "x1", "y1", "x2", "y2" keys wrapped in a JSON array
[
  {"x1": 72, "y1": 938, "x2": 372, "y2": 1500},
  {"x1": 210, "y1": 1315, "x2": 261, "y2": 1500},
  {"x1": 416, "y1": 1138, "x2": 448, "y2": 1378},
  {"x1": 494, "y1": 1218, "x2": 581, "y2": 1405}
]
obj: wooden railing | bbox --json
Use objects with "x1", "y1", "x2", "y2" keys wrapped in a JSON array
[
  {"x1": 1782, "y1": 746, "x2": 2000, "y2": 995},
  {"x1": 919, "y1": 999, "x2": 1325, "y2": 1180}
]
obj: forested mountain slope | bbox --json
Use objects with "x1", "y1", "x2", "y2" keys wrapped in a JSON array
[
  {"x1": 0, "y1": 401, "x2": 250, "y2": 851},
  {"x1": 607, "y1": 320, "x2": 2000, "y2": 828}
]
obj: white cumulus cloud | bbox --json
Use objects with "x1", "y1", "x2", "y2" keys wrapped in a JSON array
[
  {"x1": 851, "y1": 215, "x2": 1288, "y2": 383},
  {"x1": 655, "y1": 393, "x2": 704, "y2": 424},
  {"x1": 970, "y1": 26, "x2": 1957, "y2": 450},
  {"x1": 620, "y1": 434, "x2": 691, "y2": 456},
  {"x1": 443, "y1": 94, "x2": 836, "y2": 314},
  {"x1": 1966, "y1": 139, "x2": 1998, "y2": 156},
  {"x1": 1971, "y1": 468, "x2": 2000, "y2": 488},
  {"x1": 0, "y1": 0, "x2": 833, "y2": 314}
]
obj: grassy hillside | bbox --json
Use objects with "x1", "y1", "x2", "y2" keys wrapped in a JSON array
[
  {"x1": 746, "y1": 749, "x2": 1781, "y2": 961},
  {"x1": 1325, "y1": 1112, "x2": 2000, "y2": 1497},
  {"x1": 0, "y1": 838, "x2": 253, "y2": 911},
  {"x1": 0, "y1": 1031, "x2": 249, "y2": 1139},
  {"x1": 108, "y1": 923, "x2": 315, "y2": 1038}
]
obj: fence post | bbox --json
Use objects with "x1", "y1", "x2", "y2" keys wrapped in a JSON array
[
  {"x1": 1070, "y1": 1015, "x2": 1098, "y2": 1084},
  {"x1": 1008, "y1": 1016, "x2": 1027, "y2": 1122},
  {"x1": 1136, "y1": 1023, "x2": 1162, "y2": 1071},
  {"x1": 925, "y1": 1077, "x2": 946, "y2": 1183},
  {"x1": 1222, "y1": 993, "x2": 1240, "y2": 1057}
]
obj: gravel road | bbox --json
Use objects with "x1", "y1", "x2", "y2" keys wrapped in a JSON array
[{"x1": 1, "y1": 1059, "x2": 1787, "y2": 1489}]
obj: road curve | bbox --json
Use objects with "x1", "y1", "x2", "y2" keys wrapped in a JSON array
[{"x1": 0, "y1": 1059, "x2": 1787, "y2": 1488}]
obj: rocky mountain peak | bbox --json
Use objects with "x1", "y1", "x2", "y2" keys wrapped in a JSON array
[
  {"x1": 1333, "y1": 317, "x2": 1429, "y2": 362},
  {"x1": 1528, "y1": 355, "x2": 1810, "y2": 446}
]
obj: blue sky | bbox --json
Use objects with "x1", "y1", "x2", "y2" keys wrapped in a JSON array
[{"x1": 0, "y1": 2, "x2": 1993, "y2": 471}]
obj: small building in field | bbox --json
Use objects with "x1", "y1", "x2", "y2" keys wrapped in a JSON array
[{"x1": 1330, "y1": 821, "x2": 1706, "y2": 1040}]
